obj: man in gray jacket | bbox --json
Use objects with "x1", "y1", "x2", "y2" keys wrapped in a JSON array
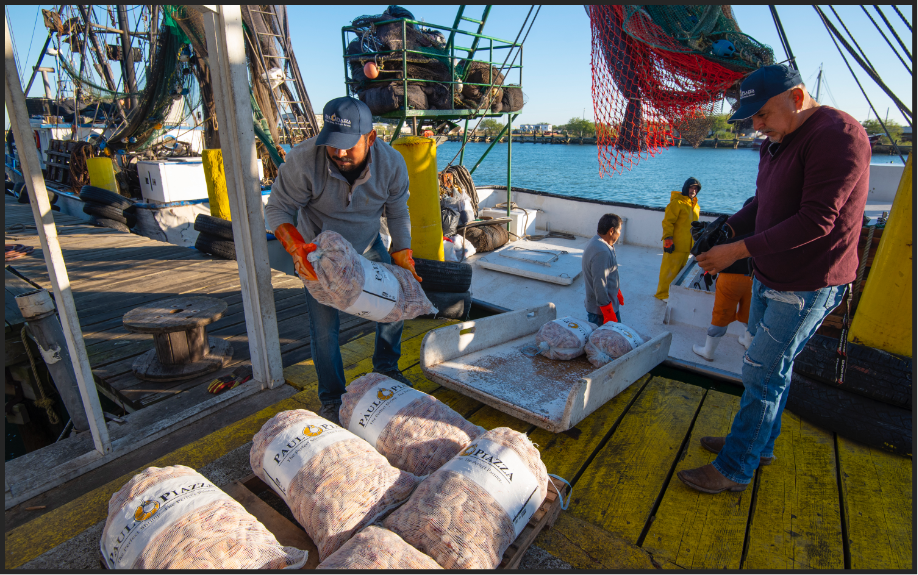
[
  {"x1": 264, "y1": 97, "x2": 421, "y2": 423},
  {"x1": 583, "y1": 213, "x2": 624, "y2": 325}
]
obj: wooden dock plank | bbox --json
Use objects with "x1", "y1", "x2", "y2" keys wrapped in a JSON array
[
  {"x1": 535, "y1": 511, "x2": 656, "y2": 570},
  {"x1": 742, "y1": 411, "x2": 844, "y2": 570},
  {"x1": 837, "y1": 436, "x2": 913, "y2": 570},
  {"x1": 403, "y1": 364, "x2": 483, "y2": 419},
  {"x1": 570, "y1": 377, "x2": 706, "y2": 543},
  {"x1": 641, "y1": 390, "x2": 751, "y2": 569},
  {"x1": 466, "y1": 405, "x2": 532, "y2": 433},
  {"x1": 530, "y1": 374, "x2": 651, "y2": 483}
]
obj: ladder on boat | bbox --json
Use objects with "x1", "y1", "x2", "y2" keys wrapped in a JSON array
[
  {"x1": 448, "y1": 6, "x2": 493, "y2": 81},
  {"x1": 244, "y1": 5, "x2": 319, "y2": 145}
]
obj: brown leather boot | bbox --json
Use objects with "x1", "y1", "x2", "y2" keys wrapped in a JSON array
[
  {"x1": 700, "y1": 436, "x2": 775, "y2": 465},
  {"x1": 677, "y1": 463, "x2": 747, "y2": 494}
]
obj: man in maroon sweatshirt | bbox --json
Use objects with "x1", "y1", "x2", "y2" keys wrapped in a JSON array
[{"x1": 678, "y1": 64, "x2": 871, "y2": 494}]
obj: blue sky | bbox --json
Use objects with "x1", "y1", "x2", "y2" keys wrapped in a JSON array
[{"x1": 5, "y1": 5, "x2": 913, "y2": 128}]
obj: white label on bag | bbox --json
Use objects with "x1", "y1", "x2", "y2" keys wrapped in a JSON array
[
  {"x1": 342, "y1": 257, "x2": 399, "y2": 321},
  {"x1": 261, "y1": 418, "x2": 352, "y2": 504},
  {"x1": 349, "y1": 381, "x2": 426, "y2": 448},
  {"x1": 440, "y1": 438, "x2": 542, "y2": 538},
  {"x1": 101, "y1": 475, "x2": 228, "y2": 569},
  {"x1": 598, "y1": 322, "x2": 644, "y2": 351},
  {"x1": 553, "y1": 317, "x2": 593, "y2": 347}
]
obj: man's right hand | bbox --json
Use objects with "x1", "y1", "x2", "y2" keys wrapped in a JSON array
[
  {"x1": 600, "y1": 302, "x2": 618, "y2": 324},
  {"x1": 274, "y1": 223, "x2": 318, "y2": 281},
  {"x1": 663, "y1": 237, "x2": 675, "y2": 254}
]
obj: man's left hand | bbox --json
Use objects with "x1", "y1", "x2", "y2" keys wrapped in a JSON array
[
  {"x1": 695, "y1": 241, "x2": 750, "y2": 273},
  {"x1": 391, "y1": 248, "x2": 422, "y2": 283}
]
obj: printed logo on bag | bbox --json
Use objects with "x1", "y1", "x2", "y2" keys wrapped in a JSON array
[
  {"x1": 303, "y1": 424, "x2": 324, "y2": 437},
  {"x1": 349, "y1": 380, "x2": 426, "y2": 446},
  {"x1": 357, "y1": 383, "x2": 411, "y2": 429},
  {"x1": 458, "y1": 443, "x2": 515, "y2": 481},
  {"x1": 342, "y1": 259, "x2": 399, "y2": 321},
  {"x1": 377, "y1": 387, "x2": 395, "y2": 401},
  {"x1": 261, "y1": 418, "x2": 351, "y2": 504},
  {"x1": 102, "y1": 476, "x2": 225, "y2": 569}
]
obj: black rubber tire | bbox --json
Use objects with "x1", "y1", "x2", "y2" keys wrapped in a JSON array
[
  {"x1": 413, "y1": 258, "x2": 473, "y2": 293},
  {"x1": 193, "y1": 214, "x2": 234, "y2": 240},
  {"x1": 195, "y1": 233, "x2": 236, "y2": 260},
  {"x1": 5, "y1": 180, "x2": 14, "y2": 191},
  {"x1": 15, "y1": 182, "x2": 28, "y2": 203},
  {"x1": 79, "y1": 185, "x2": 134, "y2": 210},
  {"x1": 83, "y1": 201, "x2": 135, "y2": 227},
  {"x1": 91, "y1": 217, "x2": 132, "y2": 233},
  {"x1": 792, "y1": 334, "x2": 912, "y2": 410},
  {"x1": 422, "y1": 290, "x2": 472, "y2": 320},
  {"x1": 786, "y1": 372, "x2": 912, "y2": 456}
]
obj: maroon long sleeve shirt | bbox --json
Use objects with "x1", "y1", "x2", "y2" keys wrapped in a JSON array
[{"x1": 726, "y1": 107, "x2": 871, "y2": 292}]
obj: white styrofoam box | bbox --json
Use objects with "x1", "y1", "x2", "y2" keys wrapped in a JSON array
[
  {"x1": 137, "y1": 159, "x2": 263, "y2": 204},
  {"x1": 479, "y1": 207, "x2": 538, "y2": 239}
]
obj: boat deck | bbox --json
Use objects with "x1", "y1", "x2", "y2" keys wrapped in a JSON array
[{"x1": 6, "y1": 313, "x2": 912, "y2": 569}]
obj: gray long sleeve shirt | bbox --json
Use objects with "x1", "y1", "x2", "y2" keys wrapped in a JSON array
[
  {"x1": 264, "y1": 137, "x2": 411, "y2": 255},
  {"x1": 582, "y1": 235, "x2": 620, "y2": 315}
]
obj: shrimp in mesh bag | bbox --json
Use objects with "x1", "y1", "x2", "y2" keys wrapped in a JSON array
[
  {"x1": 317, "y1": 524, "x2": 442, "y2": 569},
  {"x1": 535, "y1": 316, "x2": 598, "y2": 360},
  {"x1": 304, "y1": 230, "x2": 436, "y2": 322},
  {"x1": 339, "y1": 372, "x2": 485, "y2": 476},
  {"x1": 250, "y1": 409, "x2": 421, "y2": 561},
  {"x1": 383, "y1": 427, "x2": 549, "y2": 569},
  {"x1": 100, "y1": 465, "x2": 308, "y2": 569},
  {"x1": 584, "y1": 322, "x2": 645, "y2": 367}
]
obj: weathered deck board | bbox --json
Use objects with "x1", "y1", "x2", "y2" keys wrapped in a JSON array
[
  {"x1": 742, "y1": 411, "x2": 844, "y2": 570},
  {"x1": 534, "y1": 511, "x2": 656, "y2": 570},
  {"x1": 530, "y1": 374, "x2": 651, "y2": 483},
  {"x1": 837, "y1": 435, "x2": 913, "y2": 570},
  {"x1": 571, "y1": 377, "x2": 706, "y2": 543},
  {"x1": 467, "y1": 405, "x2": 532, "y2": 432},
  {"x1": 641, "y1": 391, "x2": 751, "y2": 569}
]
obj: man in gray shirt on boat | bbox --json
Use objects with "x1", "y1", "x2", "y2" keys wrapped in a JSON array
[
  {"x1": 583, "y1": 214, "x2": 624, "y2": 325},
  {"x1": 264, "y1": 97, "x2": 422, "y2": 424}
]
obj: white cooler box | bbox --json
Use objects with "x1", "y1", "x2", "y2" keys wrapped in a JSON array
[
  {"x1": 137, "y1": 158, "x2": 263, "y2": 203},
  {"x1": 479, "y1": 207, "x2": 538, "y2": 239}
]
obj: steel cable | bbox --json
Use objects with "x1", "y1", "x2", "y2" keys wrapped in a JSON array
[
  {"x1": 860, "y1": 6, "x2": 912, "y2": 73},
  {"x1": 891, "y1": 5, "x2": 912, "y2": 31},
  {"x1": 873, "y1": 5, "x2": 912, "y2": 60}
]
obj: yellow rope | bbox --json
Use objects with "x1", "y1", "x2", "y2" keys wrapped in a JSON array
[{"x1": 20, "y1": 326, "x2": 60, "y2": 425}]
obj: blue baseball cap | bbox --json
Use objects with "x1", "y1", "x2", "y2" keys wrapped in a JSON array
[
  {"x1": 728, "y1": 64, "x2": 803, "y2": 123},
  {"x1": 316, "y1": 97, "x2": 374, "y2": 149}
]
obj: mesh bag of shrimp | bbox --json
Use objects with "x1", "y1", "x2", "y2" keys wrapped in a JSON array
[
  {"x1": 100, "y1": 465, "x2": 308, "y2": 569},
  {"x1": 534, "y1": 316, "x2": 598, "y2": 360},
  {"x1": 317, "y1": 524, "x2": 442, "y2": 569},
  {"x1": 584, "y1": 322, "x2": 645, "y2": 367},
  {"x1": 250, "y1": 409, "x2": 421, "y2": 561},
  {"x1": 383, "y1": 427, "x2": 549, "y2": 569},
  {"x1": 339, "y1": 372, "x2": 485, "y2": 476},
  {"x1": 304, "y1": 230, "x2": 436, "y2": 322}
]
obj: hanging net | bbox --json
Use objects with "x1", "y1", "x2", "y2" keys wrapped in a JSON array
[{"x1": 588, "y1": 5, "x2": 774, "y2": 176}]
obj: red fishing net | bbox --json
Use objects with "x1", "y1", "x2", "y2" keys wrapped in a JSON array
[{"x1": 588, "y1": 5, "x2": 771, "y2": 176}]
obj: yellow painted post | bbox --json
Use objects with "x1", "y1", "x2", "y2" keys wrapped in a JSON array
[
  {"x1": 391, "y1": 136, "x2": 445, "y2": 261},
  {"x1": 848, "y1": 153, "x2": 913, "y2": 356},
  {"x1": 202, "y1": 149, "x2": 232, "y2": 220},
  {"x1": 86, "y1": 157, "x2": 118, "y2": 192}
]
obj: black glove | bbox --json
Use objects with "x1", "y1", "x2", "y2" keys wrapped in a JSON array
[
  {"x1": 690, "y1": 220, "x2": 706, "y2": 243},
  {"x1": 690, "y1": 214, "x2": 729, "y2": 257}
]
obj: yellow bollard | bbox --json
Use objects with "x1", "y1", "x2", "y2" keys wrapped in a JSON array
[
  {"x1": 848, "y1": 153, "x2": 912, "y2": 356},
  {"x1": 202, "y1": 149, "x2": 232, "y2": 220},
  {"x1": 391, "y1": 136, "x2": 445, "y2": 261},
  {"x1": 86, "y1": 157, "x2": 119, "y2": 193}
]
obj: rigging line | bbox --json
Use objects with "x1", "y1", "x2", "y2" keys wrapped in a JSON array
[
  {"x1": 860, "y1": 6, "x2": 912, "y2": 71},
  {"x1": 769, "y1": 6, "x2": 797, "y2": 70},
  {"x1": 828, "y1": 6, "x2": 881, "y2": 75},
  {"x1": 873, "y1": 5, "x2": 912, "y2": 60},
  {"x1": 445, "y1": 5, "x2": 539, "y2": 168},
  {"x1": 815, "y1": 6, "x2": 913, "y2": 125},
  {"x1": 25, "y1": 6, "x2": 40, "y2": 75},
  {"x1": 891, "y1": 5, "x2": 912, "y2": 32},
  {"x1": 821, "y1": 76, "x2": 839, "y2": 108},
  {"x1": 814, "y1": 6, "x2": 906, "y2": 163},
  {"x1": 6, "y1": 7, "x2": 23, "y2": 79}
]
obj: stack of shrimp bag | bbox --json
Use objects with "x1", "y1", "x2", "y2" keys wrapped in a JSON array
[
  {"x1": 339, "y1": 372, "x2": 485, "y2": 476},
  {"x1": 584, "y1": 322, "x2": 645, "y2": 367},
  {"x1": 249, "y1": 409, "x2": 421, "y2": 562},
  {"x1": 100, "y1": 465, "x2": 307, "y2": 569},
  {"x1": 534, "y1": 316, "x2": 597, "y2": 360}
]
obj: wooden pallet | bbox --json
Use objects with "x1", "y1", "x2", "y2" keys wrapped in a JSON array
[
  {"x1": 228, "y1": 473, "x2": 564, "y2": 569},
  {"x1": 45, "y1": 139, "x2": 74, "y2": 187}
]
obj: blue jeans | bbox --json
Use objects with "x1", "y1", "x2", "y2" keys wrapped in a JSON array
[
  {"x1": 587, "y1": 311, "x2": 622, "y2": 326},
  {"x1": 303, "y1": 234, "x2": 403, "y2": 405},
  {"x1": 713, "y1": 277, "x2": 844, "y2": 484}
]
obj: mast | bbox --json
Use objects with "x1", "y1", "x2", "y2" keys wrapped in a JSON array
[
  {"x1": 116, "y1": 5, "x2": 138, "y2": 110},
  {"x1": 815, "y1": 64, "x2": 822, "y2": 103}
]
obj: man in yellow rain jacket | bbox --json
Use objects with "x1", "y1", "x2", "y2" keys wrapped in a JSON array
[{"x1": 654, "y1": 177, "x2": 701, "y2": 299}]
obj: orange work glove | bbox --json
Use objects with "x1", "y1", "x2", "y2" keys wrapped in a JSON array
[
  {"x1": 599, "y1": 302, "x2": 618, "y2": 324},
  {"x1": 391, "y1": 248, "x2": 422, "y2": 283},
  {"x1": 617, "y1": 289, "x2": 624, "y2": 306},
  {"x1": 663, "y1": 237, "x2": 674, "y2": 254},
  {"x1": 274, "y1": 223, "x2": 318, "y2": 281}
]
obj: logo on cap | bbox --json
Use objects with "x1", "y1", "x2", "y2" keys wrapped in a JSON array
[
  {"x1": 325, "y1": 113, "x2": 352, "y2": 127},
  {"x1": 741, "y1": 89, "x2": 755, "y2": 99}
]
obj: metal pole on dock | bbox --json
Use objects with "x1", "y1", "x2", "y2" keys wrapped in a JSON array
[
  {"x1": 4, "y1": 16, "x2": 112, "y2": 455},
  {"x1": 197, "y1": 6, "x2": 284, "y2": 389}
]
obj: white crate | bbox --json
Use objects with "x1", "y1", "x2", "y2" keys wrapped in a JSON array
[
  {"x1": 137, "y1": 159, "x2": 263, "y2": 204},
  {"x1": 479, "y1": 207, "x2": 538, "y2": 239}
]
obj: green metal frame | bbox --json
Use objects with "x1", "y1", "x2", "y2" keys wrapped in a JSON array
[{"x1": 342, "y1": 5, "x2": 523, "y2": 221}]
